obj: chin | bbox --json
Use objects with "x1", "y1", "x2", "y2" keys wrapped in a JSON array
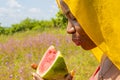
[
  {"x1": 81, "y1": 45, "x2": 96, "y2": 50},
  {"x1": 75, "y1": 43, "x2": 81, "y2": 46},
  {"x1": 82, "y1": 46, "x2": 92, "y2": 50}
]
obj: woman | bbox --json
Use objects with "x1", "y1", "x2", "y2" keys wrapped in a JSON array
[
  {"x1": 32, "y1": 0, "x2": 120, "y2": 80},
  {"x1": 56, "y1": 0, "x2": 120, "y2": 80}
]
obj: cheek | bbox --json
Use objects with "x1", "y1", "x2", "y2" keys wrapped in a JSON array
[
  {"x1": 74, "y1": 26, "x2": 84, "y2": 36},
  {"x1": 72, "y1": 21, "x2": 85, "y2": 35}
]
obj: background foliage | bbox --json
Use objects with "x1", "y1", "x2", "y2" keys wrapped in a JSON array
[{"x1": 0, "y1": 10, "x2": 67, "y2": 35}]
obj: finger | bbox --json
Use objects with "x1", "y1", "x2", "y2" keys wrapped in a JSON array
[
  {"x1": 64, "y1": 73, "x2": 73, "y2": 80},
  {"x1": 70, "y1": 70, "x2": 75, "y2": 77},
  {"x1": 32, "y1": 73, "x2": 44, "y2": 80},
  {"x1": 31, "y1": 63, "x2": 38, "y2": 70}
]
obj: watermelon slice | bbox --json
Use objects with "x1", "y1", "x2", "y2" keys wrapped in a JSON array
[{"x1": 36, "y1": 45, "x2": 68, "y2": 80}]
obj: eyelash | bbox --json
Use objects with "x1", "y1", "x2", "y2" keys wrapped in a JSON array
[
  {"x1": 66, "y1": 13, "x2": 76, "y2": 21},
  {"x1": 72, "y1": 17, "x2": 76, "y2": 21}
]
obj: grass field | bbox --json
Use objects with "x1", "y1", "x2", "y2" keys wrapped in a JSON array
[{"x1": 0, "y1": 28, "x2": 98, "y2": 80}]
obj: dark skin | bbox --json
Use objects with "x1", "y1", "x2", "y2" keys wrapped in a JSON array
[
  {"x1": 60, "y1": 0, "x2": 96, "y2": 50},
  {"x1": 32, "y1": 0, "x2": 97, "y2": 80}
]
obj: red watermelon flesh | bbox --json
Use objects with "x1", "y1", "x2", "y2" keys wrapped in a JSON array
[
  {"x1": 38, "y1": 46, "x2": 57, "y2": 75},
  {"x1": 36, "y1": 45, "x2": 68, "y2": 80}
]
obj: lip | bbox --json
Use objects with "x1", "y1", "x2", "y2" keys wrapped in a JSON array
[{"x1": 72, "y1": 38, "x2": 81, "y2": 46}]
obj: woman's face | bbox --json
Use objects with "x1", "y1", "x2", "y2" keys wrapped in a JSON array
[{"x1": 60, "y1": 0, "x2": 96, "y2": 50}]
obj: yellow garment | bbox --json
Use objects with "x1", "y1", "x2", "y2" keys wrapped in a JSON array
[{"x1": 56, "y1": 0, "x2": 120, "y2": 70}]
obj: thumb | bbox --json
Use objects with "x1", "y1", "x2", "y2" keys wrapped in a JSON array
[
  {"x1": 31, "y1": 63, "x2": 38, "y2": 70},
  {"x1": 64, "y1": 70, "x2": 75, "y2": 80},
  {"x1": 32, "y1": 73, "x2": 44, "y2": 80}
]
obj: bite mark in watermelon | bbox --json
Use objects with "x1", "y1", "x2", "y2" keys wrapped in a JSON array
[{"x1": 36, "y1": 45, "x2": 68, "y2": 80}]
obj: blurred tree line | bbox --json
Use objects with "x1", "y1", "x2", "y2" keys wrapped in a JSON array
[{"x1": 0, "y1": 10, "x2": 67, "y2": 35}]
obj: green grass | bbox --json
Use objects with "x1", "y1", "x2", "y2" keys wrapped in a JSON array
[{"x1": 0, "y1": 28, "x2": 98, "y2": 80}]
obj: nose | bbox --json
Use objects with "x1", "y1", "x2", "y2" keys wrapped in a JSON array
[{"x1": 67, "y1": 21, "x2": 76, "y2": 34}]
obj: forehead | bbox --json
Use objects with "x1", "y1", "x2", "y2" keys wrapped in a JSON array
[{"x1": 59, "y1": 0, "x2": 70, "y2": 14}]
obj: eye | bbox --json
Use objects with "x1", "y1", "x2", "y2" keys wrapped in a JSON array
[
  {"x1": 68, "y1": 13, "x2": 76, "y2": 21},
  {"x1": 72, "y1": 17, "x2": 76, "y2": 21}
]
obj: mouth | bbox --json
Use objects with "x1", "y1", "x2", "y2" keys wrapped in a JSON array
[
  {"x1": 72, "y1": 38, "x2": 81, "y2": 46},
  {"x1": 72, "y1": 37, "x2": 97, "y2": 50}
]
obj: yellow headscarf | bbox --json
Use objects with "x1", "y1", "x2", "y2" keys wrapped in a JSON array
[{"x1": 56, "y1": 0, "x2": 120, "y2": 70}]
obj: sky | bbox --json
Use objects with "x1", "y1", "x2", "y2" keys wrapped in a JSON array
[{"x1": 0, "y1": 0, "x2": 59, "y2": 27}]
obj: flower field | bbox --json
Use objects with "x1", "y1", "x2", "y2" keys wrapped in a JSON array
[{"x1": 0, "y1": 29, "x2": 98, "y2": 80}]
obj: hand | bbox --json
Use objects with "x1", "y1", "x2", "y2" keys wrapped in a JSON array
[
  {"x1": 31, "y1": 63, "x2": 75, "y2": 80},
  {"x1": 64, "y1": 72, "x2": 74, "y2": 80},
  {"x1": 32, "y1": 73, "x2": 44, "y2": 80},
  {"x1": 32, "y1": 72, "x2": 74, "y2": 80}
]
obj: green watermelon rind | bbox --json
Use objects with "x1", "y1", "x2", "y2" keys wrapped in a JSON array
[{"x1": 37, "y1": 51, "x2": 68, "y2": 80}]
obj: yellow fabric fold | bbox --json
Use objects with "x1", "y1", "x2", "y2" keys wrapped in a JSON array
[{"x1": 56, "y1": 0, "x2": 120, "y2": 70}]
